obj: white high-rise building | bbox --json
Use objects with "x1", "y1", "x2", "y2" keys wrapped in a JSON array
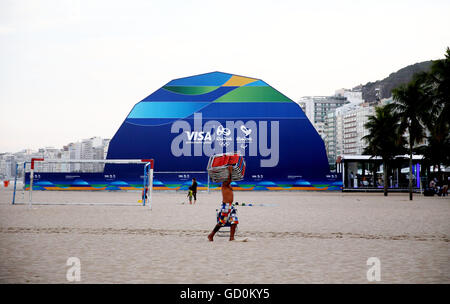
[
  {"x1": 1, "y1": 136, "x2": 112, "y2": 177},
  {"x1": 68, "y1": 142, "x2": 82, "y2": 172},
  {"x1": 80, "y1": 137, "x2": 108, "y2": 172},
  {"x1": 299, "y1": 95, "x2": 350, "y2": 125},
  {"x1": 38, "y1": 147, "x2": 60, "y2": 172},
  {"x1": 102, "y1": 139, "x2": 110, "y2": 159},
  {"x1": 0, "y1": 153, "x2": 15, "y2": 179},
  {"x1": 297, "y1": 95, "x2": 350, "y2": 140},
  {"x1": 81, "y1": 139, "x2": 94, "y2": 172},
  {"x1": 324, "y1": 112, "x2": 337, "y2": 166},
  {"x1": 335, "y1": 87, "x2": 364, "y2": 104},
  {"x1": 59, "y1": 149, "x2": 70, "y2": 172},
  {"x1": 331, "y1": 102, "x2": 376, "y2": 159}
]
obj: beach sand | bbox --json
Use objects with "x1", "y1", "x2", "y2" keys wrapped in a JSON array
[{"x1": 0, "y1": 189, "x2": 449, "y2": 283}]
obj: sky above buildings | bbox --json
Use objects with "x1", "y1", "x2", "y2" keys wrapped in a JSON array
[{"x1": 1, "y1": 0, "x2": 449, "y2": 152}]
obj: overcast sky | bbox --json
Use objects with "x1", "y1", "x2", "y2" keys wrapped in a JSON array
[{"x1": 1, "y1": 0, "x2": 449, "y2": 152}]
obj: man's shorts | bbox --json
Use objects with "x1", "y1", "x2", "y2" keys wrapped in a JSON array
[{"x1": 217, "y1": 202, "x2": 239, "y2": 226}]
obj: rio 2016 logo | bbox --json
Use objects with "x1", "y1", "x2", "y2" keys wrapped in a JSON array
[{"x1": 170, "y1": 113, "x2": 279, "y2": 167}]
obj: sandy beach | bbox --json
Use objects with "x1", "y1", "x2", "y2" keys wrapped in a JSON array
[{"x1": 0, "y1": 188, "x2": 448, "y2": 283}]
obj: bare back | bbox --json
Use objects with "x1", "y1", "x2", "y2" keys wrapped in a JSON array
[{"x1": 221, "y1": 166, "x2": 234, "y2": 203}]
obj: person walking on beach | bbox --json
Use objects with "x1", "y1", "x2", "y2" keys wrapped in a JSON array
[
  {"x1": 208, "y1": 166, "x2": 238, "y2": 241},
  {"x1": 187, "y1": 189, "x2": 194, "y2": 204},
  {"x1": 142, "y1": 186, "x2": 148, "y2": 202},
  {"x1": 188, "y1": 178, "x2": 197, "y2": 204}
]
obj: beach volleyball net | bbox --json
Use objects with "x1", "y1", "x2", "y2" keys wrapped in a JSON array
[{"x1": 11, "y1": 158, "x2": 154, "y2": 208}]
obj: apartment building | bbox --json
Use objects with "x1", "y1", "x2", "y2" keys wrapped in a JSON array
[
  {"x1": 331, "y1": 102, "x2": 376, "y2": 160},
  {"x1": 0, "y1": 137, "x2": 111, "y2": 178}
]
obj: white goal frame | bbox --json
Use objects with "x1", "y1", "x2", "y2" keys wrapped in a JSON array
[{"x1": 11, "y1": 158, "x2": 154, "y2": 208}]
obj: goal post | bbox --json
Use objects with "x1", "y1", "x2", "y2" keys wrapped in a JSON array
[
  {"x1": 12, "y1": 158, "x2": 154, "y2": 207},
  {"x1": 142, "y1": 159, "x2": 154, "y2": 209}
]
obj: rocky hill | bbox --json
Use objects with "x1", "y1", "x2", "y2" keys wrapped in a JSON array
[{"x1": 361, "y1": 61, "x2": 433, "y2": 102}]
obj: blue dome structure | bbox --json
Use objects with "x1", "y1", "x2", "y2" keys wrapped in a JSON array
[{"x1": 105, "y1": 72, "x2": 342, "y2": 190}]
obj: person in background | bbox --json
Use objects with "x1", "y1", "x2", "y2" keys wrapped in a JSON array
[
  {"x1": 189, "y1": 178, "x2": 198, "y2": 204},
  {"x1": 429, "y1": 178, "x2": 436, "y2": 189},
  {"x1": 142, "y1": 186, "x2": 148, "y2": 202},
  {"x1": 442, "y1": 179, "x2": 448, "y2": 197},
  {"x1": 187, "y1": 189, "x2": 193, "y2": 204}
]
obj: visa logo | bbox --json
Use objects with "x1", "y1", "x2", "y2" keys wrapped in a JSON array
[{"x1": 185, "y1": 131, "x2": 213, "y2": 141}]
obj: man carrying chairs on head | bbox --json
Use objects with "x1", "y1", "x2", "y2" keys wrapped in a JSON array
[{"x1": 208, "y1": 166, "x2": 238, "y2": 241}]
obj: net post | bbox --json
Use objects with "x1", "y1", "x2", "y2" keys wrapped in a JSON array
[
  {"x1": 29, "y1": 158, "x2": 44, "y2": 207},
  {"x1": 149, "y1": 167, "x2": 154, "y2": 210},
  {"x1": 141, "y1": 159, "x2": 154, "y2": 209},
  {"x1": 22, "y1": 162, "x2": 26, "y2": 199},
  {"x1": 143, "y1": 164, "x2": 148, "y2": 206},
  {"x1": 12, "y1": 163, "x2": 18, "y2": 205},
  {"x1": 29, "y1": 169, "x2": 33, "y2": 207},
  {"x1": 207, "y1": 172, "x2": 210, "y2": 194}
]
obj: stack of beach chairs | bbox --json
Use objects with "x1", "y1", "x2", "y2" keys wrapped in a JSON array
[{"x1": 207, "y1": 153, "x2": 246, "y2": 183}]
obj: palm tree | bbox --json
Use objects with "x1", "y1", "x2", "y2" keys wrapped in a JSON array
[
  {"x1": 428, "y1": 48, "x2": 450, "y2": 135},
  {"x1": 418, "y1": 48, "x2": 450, "y2": 181},
  {"x1": 363, "y1": 106, "x2": 406, "y2": 196},
  {"x1": 416, "y1": 82, "x2": 450, "y2": 181},
  {"x1": 415, "y1": 120, "x2": 450, "y2": 177},
  {"x1": 390, "y1": 77, "x2": 428, "y2": 200}
]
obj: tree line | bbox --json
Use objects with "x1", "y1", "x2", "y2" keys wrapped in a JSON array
[{"x1": 363, "y1": 48, "x2": 449, "y2": 199}]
